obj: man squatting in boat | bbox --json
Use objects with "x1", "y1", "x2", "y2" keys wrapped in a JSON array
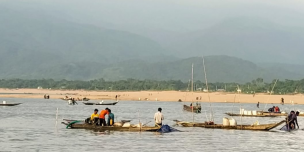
[
  {"x1": 154, "y1": 107, "x2": 164, "y2": 127},
  {"x1": 85, "y1": 108, "x2": 115, "y2": 126}
]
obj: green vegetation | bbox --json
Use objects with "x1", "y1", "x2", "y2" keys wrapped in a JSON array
[{"x1": 1, "y1": 78, "x2": 304, "y2": 94}]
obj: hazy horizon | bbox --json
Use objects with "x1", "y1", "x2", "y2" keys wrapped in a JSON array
[
  {"x1": 2, "y1": 0, "x2": 304, "y2": 64},
  {"x1": 1, "y1": 0, "x2": 304, "y2": 81}
]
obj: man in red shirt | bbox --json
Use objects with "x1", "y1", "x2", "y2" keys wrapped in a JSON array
[{"x1": 99, "y1": 108, "x2": 109, "y2": 126}]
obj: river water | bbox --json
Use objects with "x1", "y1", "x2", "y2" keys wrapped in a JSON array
[{"x1": 1, "y1": 98, "x2": 304, "y2": 151}]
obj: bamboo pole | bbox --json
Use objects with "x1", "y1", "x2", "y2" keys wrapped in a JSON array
[{"x1": 192, "y1": 63, "x2": 194, "y2": 123}]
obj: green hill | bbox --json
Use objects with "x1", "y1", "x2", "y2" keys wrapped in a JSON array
[
  {"x1": 1, "y1": 6, "x2": 304, "y2": 82},
  {"x1": 0, "y1": 7, "x2": 165, "y2": 79}
]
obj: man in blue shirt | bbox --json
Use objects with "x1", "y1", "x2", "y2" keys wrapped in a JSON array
[{"x1": 107, "y1": 109, "x2": 115, "y2": 126}]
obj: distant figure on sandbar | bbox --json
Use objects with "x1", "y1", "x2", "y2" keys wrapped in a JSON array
[
  {"x1": 281, "y1": 98, "x2": 284, "y2": 105},
  {"x1": 115, "y1": 95, "x2": 118, "y2": 100},
  {"x1": 257, "y1": 102, "x2": 259, "y2": 108}
]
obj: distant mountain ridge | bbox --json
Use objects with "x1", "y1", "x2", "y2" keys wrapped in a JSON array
[
  {"x1": 1, "y1": 6, "x2": 304, "y2": 82},
  {"x1": 1, "y1": 53, "x2": 304, "y2": 83},
  {"x1": 162, "y1": 18, "x2": 304, "y2": 64}
]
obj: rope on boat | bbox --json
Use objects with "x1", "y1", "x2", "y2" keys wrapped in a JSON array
[
  {"x1": 66, "y1": 121, "x2": 82, "y2": 129},
  {"x1": 263, "y1": 79, "x2": 278, "y2": 111}
]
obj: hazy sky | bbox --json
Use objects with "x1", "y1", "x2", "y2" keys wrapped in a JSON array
[
  {"x1": 2, "y1": 0, "x2": 304, "y2": 64},
  {"x1": 2, "y1": 0, "x2": 304, "y2": 33}
]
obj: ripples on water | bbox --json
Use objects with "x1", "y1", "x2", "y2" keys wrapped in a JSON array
[{"x1": 1, "y1": 98, "x2": 304, "y2": 151}]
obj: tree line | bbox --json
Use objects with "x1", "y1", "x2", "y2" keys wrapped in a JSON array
[{"x1": 0, "y1": 78, "x2": 303, "y2": 94}]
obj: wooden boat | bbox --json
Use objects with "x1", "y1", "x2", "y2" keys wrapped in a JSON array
[
  {"x1": 174, "y1": 120, "x2": 285, "y2": 131},
  {"x1": 224, "y1": 110, "x2": 304, "y2": 117},
  {"x1": 0, "y1": 103, "x2": 22, "y2": 106},
  {"x1": 83, "y1": 101, "x2": 118, "y2": 105},
  {"x1": 183, "y1": 105, "x2": 201, "y2": 113},
  {"x1": 225, "y1": 112, "x2": 281, "y2": 117},
  {"x1": 62, "y1": 119, "x2": 160, "y2": 132}
]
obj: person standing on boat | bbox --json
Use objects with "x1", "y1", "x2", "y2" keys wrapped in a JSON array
[
  {"x1": 154, "y1": 108, "x2": 164, "y2": 127},
  {"x1": 107, "y1": 109, "x2": 115, "y2": 126},
  {"x1": 287, "y1": 111, "x2": 299, "y2": 130},
  {"x1": 99, "y1": 108, "x2": 109, "y2": 126}
]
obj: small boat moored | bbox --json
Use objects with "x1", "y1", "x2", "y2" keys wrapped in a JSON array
[
  {"x1": 0, "y1": 101, "x2": 22, "y2": 106},
  {"x1": 83, "y1": 101, "x2": 118, "y2": 105},
  {"x1": 225, "y1": 108, "x2": 291, "y2": 117},
  {"x1": 183, "y1": 104, "x2": 201, "y2": 113}
]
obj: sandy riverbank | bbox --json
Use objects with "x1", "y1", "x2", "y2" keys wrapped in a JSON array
[{"x1": 0, "y1": 88, "x2": 304, "y2": 104}]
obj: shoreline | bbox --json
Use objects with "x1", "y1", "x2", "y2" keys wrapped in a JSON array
[{"x1": 0, "y1": 88, "x2": 303, "y2": 105}]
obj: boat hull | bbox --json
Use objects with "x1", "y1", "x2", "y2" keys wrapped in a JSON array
[
  {"x1": 225, "y1": 112, "x2": 280, "y2": 117},
  {"x1": 175, "y1": 120, "x2": 285, "y2": 131},
  {"x1": 224, "y1": 111, "x2": 304, "y2": 117},
  {"x1": 0, "y1": 103, "x2": 22, "y2": 106},
  {"x1": 62, "y1": 121, "x2": 159, "y2": 132},
  {"x1": 83, "y1": 102, "x2": 118, "y2": 105}
]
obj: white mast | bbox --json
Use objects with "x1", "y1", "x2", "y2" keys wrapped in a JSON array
[
  {"x1": 202, "y1": 56, "x2": 213, "y2": 122},
  {"x1": 192, "y1": 63, "x2": 194, "y2": 123}
]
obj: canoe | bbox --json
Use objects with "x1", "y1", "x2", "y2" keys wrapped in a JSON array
[
  {"x1": 225, "y1": 111, "x2": 304, "y2": 117},
  {"x1": 0, "y1": 103, "x2": 22, "y2": 106},
  {"x1": 174, "y1": 120, "x2": 286, "y2": 131},
  {"x1": 183, "y1": 105, "x2": 201, "y2": 113},
  {"x1": 61, "y1": 120, "x2": 159, "y2": 132},
  {"x1": 83, "y1": 102, "x2": 118, "y2": 105},
  {"x1": 225, "y1": 112, "x2": 280, "y2": 117}
]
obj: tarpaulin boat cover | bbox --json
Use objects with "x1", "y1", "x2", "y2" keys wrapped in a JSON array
[{"x1": 157, "y1": 125, "x2": 180, "y2": 133}]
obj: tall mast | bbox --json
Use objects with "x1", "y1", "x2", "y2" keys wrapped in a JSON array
[
  {"x1": 203, "y1": 57, "x2": 208, "y2": 91},
  {"x1": 202, "y1": 56, "x2": 213, "y2": 122},
  {"x1": 191, "y1": 63, "x2": 194, "y2": 92},
  {"x1": 191, "y1": 63, "x2": 194, "y2": 123}
]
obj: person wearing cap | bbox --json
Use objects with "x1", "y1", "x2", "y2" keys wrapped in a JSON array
[
  {"x1": 99, "y1": 108, "x2": 109, "y2": 126},
  {"x1": 154, "y1": 107, "x2": 164, "y2": 127}
]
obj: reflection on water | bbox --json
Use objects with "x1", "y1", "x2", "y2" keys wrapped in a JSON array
[{"x1": 1, "y1": 98, "x2": 304, "y2": 151}]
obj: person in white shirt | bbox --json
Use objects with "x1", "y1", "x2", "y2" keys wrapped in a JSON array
[{"x1": 154, "y1": 108, "x2": 164, "y2": 127}]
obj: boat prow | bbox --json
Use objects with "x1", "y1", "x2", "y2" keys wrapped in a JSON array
[{"x1": 0, "y1": 103, "x2": 22, "y2": 106}]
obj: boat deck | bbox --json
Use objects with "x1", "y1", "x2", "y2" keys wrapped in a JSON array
[{"x1": 175, "y1": 120, "x2": 286, "y2": 131}]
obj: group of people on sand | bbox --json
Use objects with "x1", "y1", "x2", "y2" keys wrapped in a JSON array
[
  {"x1": 86, "y1": 107, "x2": 164, "y2": 127},
  {"x1": 86, "y1": 108, "x2": 115, "y2": 126}
]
